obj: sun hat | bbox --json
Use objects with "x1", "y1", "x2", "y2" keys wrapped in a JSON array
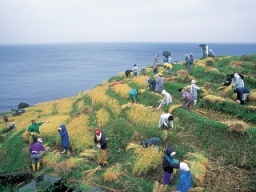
[
  {"x1": 37, "y1": 138, "x2": 43, "y2": 143},
  {"x1": 191, "y1": 80, "x2": 196, "y2": 84},
  {"x1": 157, "y1": 72, "x2": 163, "y2": 77}
]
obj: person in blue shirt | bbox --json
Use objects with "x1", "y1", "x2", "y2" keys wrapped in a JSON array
[
  {"x1": 234, "y1": 87, "x2": 250, "y2": 105},
  {"x1": 129, "y1": 89, "x2": 139, "y2": 103}
]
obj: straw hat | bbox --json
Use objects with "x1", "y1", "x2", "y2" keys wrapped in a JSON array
[{"x1": 157, "y1": 72, "x2": 163, "y2": 77}]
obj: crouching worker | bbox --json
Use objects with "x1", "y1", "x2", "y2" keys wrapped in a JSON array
[
  {"x1": 156, "y1": 90, "x2": 172, "y2": 109},
  {"x1": 29, "y1": 138, "x2": 46, "y2": 171},
  {"x1": 140, "y1": 137, "x2": 162, "y2": 150},
  {"x1": 162, "y1": 147, "x2": 179, "y2": 185},
  {"x1": 234, "y1": 87, "x2": 251, "y2": 105},
  {"x1": 128, "y1": 89, "x2": 139, "y2": 103},
  {"x1": 58, "y1": 124, "x2": 70, "y2": 154},
  {"x1": 158, "y1": 113, "x2": 174, "y2": 130},
  {"x1": 176, "y1": 162, "x2": 192, "y2": 192},
  {"x1": 94, "y1": 128, "x2": 108, "y2": 165}
]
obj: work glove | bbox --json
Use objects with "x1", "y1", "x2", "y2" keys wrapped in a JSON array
[{"x1": 97, "y1": 144, "x2": 101, "y2": 148}]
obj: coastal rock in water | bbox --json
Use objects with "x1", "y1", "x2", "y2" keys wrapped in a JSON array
[{"x1": 18, "y1": 102, "x2": 30, "y2": 109}]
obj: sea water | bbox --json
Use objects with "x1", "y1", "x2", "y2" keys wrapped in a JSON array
[{"x1": 0, "y1": 42, "x2": 255, "y2": 112}]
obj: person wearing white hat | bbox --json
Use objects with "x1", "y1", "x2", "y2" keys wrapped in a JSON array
[
  {"x1": 156, "y1": 90, "x2": 173, "y2": 110},
  {"x1": 190, "y1": 80, "x2": 200, "y2": 106},
  {"x1": 29, "y1": 137, "x2": 46, "y2": 171},
  {"x1": 176, "y1": 162, "x2": 192, "y2": 192}
]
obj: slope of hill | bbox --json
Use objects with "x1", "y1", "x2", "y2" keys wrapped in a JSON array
[{"x1": 1, "y1": 55, "x2": 256, "y2": 192}]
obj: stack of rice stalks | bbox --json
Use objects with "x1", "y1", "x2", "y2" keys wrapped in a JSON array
[
  {"x1": 217, "y1": 84, "x2": 233, "y2": 98},
  {"x1": 176, "y1": 70, "x2": 188, "y2": 77},
  {"x1": 184, "y1": 152, "x2": 208, "y2": 184},
  {"x1": 248, "y1": 91, "x2": 256, "y2": 102},
  {"x1": 42, "y1": 152, "x2": 62, "y2": 171},
  {"x1": 80, "y1": 149, "x2": 98, "y2": 160},
  {"x1": 103, "y1": 163, "x2": 122, "y2": 182},
  {"x1": 227, "y1": 120, "x2": 248, "y2": 134},
  {"x1": 82, "y1": 166, "x2": 101, "y2": 180},
  {"x1": 203, "y1": 95, "x2": 225, "y2": 104},
  {"x1": 230, "y1": 61, "x2": 243, "y2": 68},
  {"x1": 152, "y1": 181, "x2": 167, "y2": 192}
]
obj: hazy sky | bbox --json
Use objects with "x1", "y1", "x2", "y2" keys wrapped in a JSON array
[{"x1": 0, "y1": 0, "x2": 255, "y2": 44}]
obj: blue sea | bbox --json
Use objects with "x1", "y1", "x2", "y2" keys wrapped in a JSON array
[{"x1": 0, "y1": 42, "x2": 256, "y2": 112}]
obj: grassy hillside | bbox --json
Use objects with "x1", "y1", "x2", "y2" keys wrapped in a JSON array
[{"x1": 1, "y1": 55, "x2": 256, "y2": 192}]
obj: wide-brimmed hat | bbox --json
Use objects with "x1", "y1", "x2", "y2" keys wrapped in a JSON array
[
  {"x1": 191, "y1": 80, "x2": 196, "y2": 84},
  {"x1": 157, "y1": 72, "x2": 163, "y2": 77}
]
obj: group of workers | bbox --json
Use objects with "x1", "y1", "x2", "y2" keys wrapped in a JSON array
[
  {"x1": 27, "y1": 120, "x2": 70, "y2": 171},
  {"x1": 222, "y1": 73, "x2": 251, "y2": 105}
]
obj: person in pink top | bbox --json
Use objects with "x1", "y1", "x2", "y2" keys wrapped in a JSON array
[{"x1": 178, "y1": 88, "x2": 193, "y2": 111}]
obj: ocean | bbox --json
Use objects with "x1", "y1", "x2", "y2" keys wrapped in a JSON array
[{"x1": 0, "y1": 42, "x2": 256, "y2": 112}]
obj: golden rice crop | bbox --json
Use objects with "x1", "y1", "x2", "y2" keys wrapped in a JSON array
[
  {"x1": 131, "y1": 75, "x2": 149, "y2": 88},
  {"x1": 76, "y1": 100, "x2": 85, "y2": 111},
  {"x1": 227, "y1": 121, "x2": 248, "y2": 133},
  {"x1": 204, "y1": 95, "x2": 225, "y2": 103},
  {"x1": 126, "y1": 104, "x2": 161, "y2": 128},
  {"x1": 88, "y1": 83, "x2": 121, "y2": 117},
  {"x1": 230, "y1": 61, "x2": 243, "y2": 67},
  {"x1": 42, "y1": 152, "x2": 61, "y2": 169},
  {"x1": 55, "y1": 157, "x2": 85, "y2": 174},
  {"x1": 168, "y1": 104, "x2": 183, "y2": 113},
  {"x1": 184, "y1": 152, "x2": 208, "y2": 184},
  {"x1": 126, "y1": 142, "x2": 142, "y2": 150},
  {"x1": 103, "y1": 163, "x2": 122, "y2": 182},
  {"x1": 67, "y1": 114, "x2": 94, "y2": 151},
  {"x1": 96, "y1": 108, "x2": 110, "y2": 128},
  {"x1": 249, "y1": 91, "x2": 256, "y2": 101},
  {"x1": 112, "y1": 83, "x2": 132, "y2": 98},
  {"x1": 132, "y1": 147, "x2": 163, "y2": 176},
  {"x1": 152, "y1": 181, "x2": 168, "y2": 192}
]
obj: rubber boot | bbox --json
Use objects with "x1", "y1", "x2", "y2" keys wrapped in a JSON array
[
  {"x1": 36, "y1": 162, "x2": 40, "y2": 170},
  {"x1": 32, "y1": 164, "x2": 36, "y2": 171},
  {"x1": 61, "y1": 149, "x2": 66, "y2": 154},
  {"x1": 193, "y1": 100, "x2": 197, "y2": 106}
]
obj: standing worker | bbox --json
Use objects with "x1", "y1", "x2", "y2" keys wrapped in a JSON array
[
  {"x1": 94, "y1": 128, "x2": 108, "y2": 165},
  {"x1": 155, "y1": 73, "x2": 164, "y2": 94},
  {"x1": 190, "y1": 80, "x2": 200, "y2": 106},
  {"x1": 58, "y1": 124, "x2": 70, "y2": 154},
  {"x1": 27, "y1": 119, "x2": 49, "y2": 143},
  {"x1": 186, "y1": 54, "x2": 194, "y2": 73},
  {"x1": 29, "y1": 138, "x2": 46, "y2": 171},
  {"x1": 129, "y1": 89, "x2": 139, "y2": 103},
  {"x1": 132, "y1": 64, "x2": 139, "y2": 77}
]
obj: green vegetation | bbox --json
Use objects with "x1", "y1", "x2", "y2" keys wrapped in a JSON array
[{"x1": 0, "y1": 55, "x2": 256, "y2": 191}]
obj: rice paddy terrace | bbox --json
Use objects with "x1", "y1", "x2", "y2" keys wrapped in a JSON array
[{"x1": 0, "y1": 55, "x2": 256, "y2": 192}]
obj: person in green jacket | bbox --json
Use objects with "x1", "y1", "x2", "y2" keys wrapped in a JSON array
[
  {"x1": 128, "y1": 89, "x2": 139, "y2": 103},
  {"x1": 27, "y1": 119, "x2": 49, "y2": 143}
]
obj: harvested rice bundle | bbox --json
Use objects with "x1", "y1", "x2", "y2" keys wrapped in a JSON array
[
  {"x1": 42, "y1": 152, "x2": 62, "y2": 169},
  {"x1": 184, "y1": 152, "x2": 208, "y2": 184},
  {"x1": 176, "y1": 70, "x2": 188, "y2": 77},
  {"x1": 103, "y1": 163, "x2": 122, "y2": 182},
  {"x1": 204, "y1": 95, "x2": 225, "y2": 103},
  {"x1": 205, "y1": 67, "x2": 219, "y2": 73},
  {"x1": 228, "y1": 121, "x2": 248, "y2": 133},
  {"x1": 80, "y1": 149, "x2": 98, "y2": 159},
  {"x1": 83, "y1": 166, "x2": 101, "y2": 180},
  {"x1": 162, "y1": 130, "x2": 168, "y2": 142},
  {"x1": 152, "y1": 181, "x2": 168, "y2": 192},
  {"x1": 248, "y1": 91, "x2": 256, "y2": 101},
  {"x1": 168, "y1": 104, "x2": 182, "y2": 113},
  {"x1": 230, "y1": 61, "x2": 243, "y2": 67},
  {"x1": 126, "y1": 142, "x2": 142, "y2": 150}
]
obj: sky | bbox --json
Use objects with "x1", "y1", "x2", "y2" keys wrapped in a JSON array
[{"x1": 0, "y1": 0, "x2": 256, "y2": 44}]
